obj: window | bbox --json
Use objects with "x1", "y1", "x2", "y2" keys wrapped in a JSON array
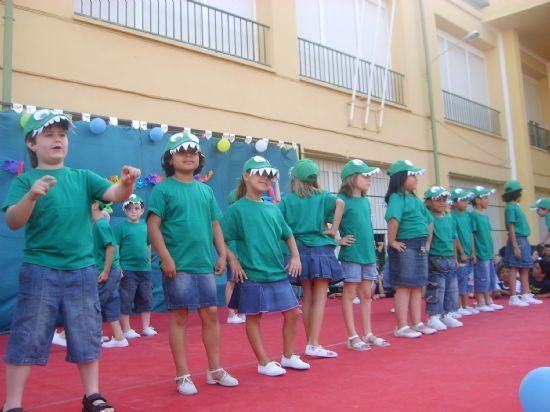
[{"x1": 524, "y1": 76, "x2": 542, "y2": 124}]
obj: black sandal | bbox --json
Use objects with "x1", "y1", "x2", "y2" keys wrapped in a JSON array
[{"x1": 82, "y1": 393, "x2": 115, "y2": 412}]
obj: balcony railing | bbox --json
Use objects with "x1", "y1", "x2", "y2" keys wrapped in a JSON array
[
  {"x1": 75, "y1": 0, "x2": 270, "y2": 65},
  {"x1": 298, "y1": 38, "x2": 405, "y2": 106},
  {"x1": 528, "y1": 121, "x2": 550, "y2": 150},
  {"x1": 442, "y1": 90, "x2": 500, "y2": 135}
]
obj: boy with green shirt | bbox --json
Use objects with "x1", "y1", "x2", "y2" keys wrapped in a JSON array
[{"x1": 530, "y1": 197, "x2": 550, "y2": 247}]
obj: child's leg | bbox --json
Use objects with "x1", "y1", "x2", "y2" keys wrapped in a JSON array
[
  {"x1": 3, "y1": 364, "x2": 31, "y2": 410},
  {"x1": 508, "y1": 267, "x2": 518, "y2": 295},
  {"x1": 358, "y1": 280, "x2": 373, "y2": 335},
  {"x1": 519, "y1": 267, "x2": 530, "y2": 294},
  {"x1": 342, "y1": 282, "x2": 359, "y2": 337},
  {"x1": 444, "y1": 270, "x2": 459, "y2": 314},
  {"x1": 306, "y1": 279, "x2": 329, "y2": 346},
  {"x1": 225, "y1": 281, "x2": 237, "y2": 318},
  {"x1": 169, "y1": 308, "x2": 190, "y2": 376},
  {"x1": 409, "y1": 287, "x2": 423, "y2": 325},
  {"x1": 245, "y1": 314, "x2": 270, "y2": 365},
  {"x1": 109, "y1": 320, "x2": 125, "y2": 341},
  {"x1": 460, "y1": 294, "x2": 468, "y2": 308},
  {"x1": 119, "y1": 271, "x2": 137, "y2": 333},
  {"x1": 120, "y1": 313, "x2": 132, "y2": 333},
  {"x1": 300, "y1": 280, "x2": 313, "y2": 339},
  {"x1": 77, "y1": 360, "x2": 115, "y2": 412},
  {"x1": 282, "y1": 308, "x2": 300, "y2": 358},
  {"x1": 140, "y1": 311, "x2": 152, "y2": 330},
  {"x1": 198, "y1": 306, "x2": 223, "y2": 375},
  {"x1": 394, "y1": 287, "x2": 411, "y2": 328}
]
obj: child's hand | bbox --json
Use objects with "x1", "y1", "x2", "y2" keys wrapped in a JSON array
[
  {"x1": 338, "y1": 235, "x2": 355, "y2": 247},
  {"x1": 324, "y1": 227, "x2": 338, "y2": 239},
  {"x1": 214, "y1": 256, "x2": 227, "y2": 276},
  {"x1": 162, "y1": 255, "x2": 177, "y2": 278},
  {"x1": 119, "y1": 166, "x2": 141, "y2": 187},
  {"x1": 460, "y1": 252, "x2": 467, "y2": 263},
  {"x1": 390, "y1": 240, "x2": 406, "y2": 253},
  {"x1": 471, "y1": 255, "x2": 477, "y2": 265},
  {"x1": 97, "y1": 271, "x2": 109, "y2": 283},
  {"x1": 29, "y1": 175, "x2": 57, "y2": 201},
  {"x1": 454, "y1": 259, "x2": 459, "y2": 269},
  {"x1": 286, "y1": 255, "x2": 302, "y2": 277},
  {"x1": 513, "y1": 245, "x2": 522, "y2": 259},
  {"x1": 229, "y1": 257, "x2": 247, "y2": 282}
]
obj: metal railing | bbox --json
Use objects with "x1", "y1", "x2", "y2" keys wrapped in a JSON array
[
  {"x1": 442, "y1": 90, "x2": 500, "y2": 135},
  {"x1": 75, "y1": 0, "x2": 270, "y2": 65},
  {"x1": 528, "y1": 121, "x2": 550, "y2": 150},
  {"x1": 298, "y1": 38, "x2": 405, "y2": 106}
]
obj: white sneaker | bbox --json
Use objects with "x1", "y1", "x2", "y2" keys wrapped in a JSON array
[
  {"x1": 352, "y1": 297, "x2": 360, "y2": 304},
  {"x1": 450, "y1": 311, "x2": 463, "y2": 319},
  {"x1": 206, "y1": 368, "x2": 239, "y2": 387},
  {"x1": 227, "y1": 315, "x2": 246, "y2": 324},
  {"x1": 457, "y1": 307, "x2": 473, "y2": 316},
  {"x1": 176, "y1": 374, "x2": 198, "y2": 395},
  {"x1": 101, "y1": 337, "x2": 129, "y2": 348},
  {"x1": 489, "y1": 303, "x2": 504, "y2": 310},
  {"x1": 465, "y1": 306, "x2": 480, "y2": 315},
  {"x1": 142, "y1": 326, "x2": 158, "y2": 336},
  {"x1": 281, "y1": 355, "x2": 311, "y2": 370},
  {"x1": 509, "y1": 295, "x2": 529, "y2": 307},
  {"x1": 477, "y1": 305, "x2": 495, "y2": 312},
  {"x1": 258, "y1": 361, "x2": 286, "y2": 376},
  {"x1": 305, "y1": 344, "x2": 338, "y2": 358},
  {"x1": 427, "y1": 316, "x2": 447, "y2": 331},
  {"x1": 123, "y1": 329, "x2": 141, "y2": 339},
  {"x1": 522, "y1": 293, "x2": 543, "y2": 305},
  {"x1": 412, "y1": 322, "x2": 437, "y2": 335},
  {"x1": 394, "y1": 326, "x2": 422, "y2": 338},
  {"x1": 441, "y1": 314, "x2": 463, "y2": 328},
  {"x1": 52, "y1": 331, "x2": 67, "y2": 347},
  {"x1": 101, "y1": 335, "x2": 110, "y2": 343}
]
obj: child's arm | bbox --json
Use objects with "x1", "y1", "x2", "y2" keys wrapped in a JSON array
[
  {"x1": 226, "y1": 246, "x2": 247, "y2": 282},
  {"x1": 284, "y1": 236, "x2": 302, "y2": 277},
  {"x1": 541, "y1": 230, "x2": 550, "y2": 247},
  {"x1": 325, "y1": 198, "x2": 345, "y2": 239},
  {"x1": 97, "y1": 244, "x2": 115, "y2": 283},
  {"x1": 456, "y1": 238, "x2": 467, "y2": 263},
  {"x1": 212, "y1": 221, "x2": 227, "y2": 276},
  {"x1": 147, "y1": 214, "x2": 176, "y2": 278},
  {"x1": 471, "y1": 234, "x2": 477, "y2": 264},
  {"x1": 148, "y1": 244, "x2": 152, "y2": 264},
  {"x1": 273, "y1": 179, "x2": 281, "y2": 203},
  {"x1": 426, "y1": 222, "x2": 433, "y2": 253},
  {"x1": 5, "y1": 175, "x2": 57, "y2": 230},
  {"x1": 102, "y1": 166, "x2": 141, "y2": 203},
  {"x1": 453, "y1": 238, "x2": 459, "y2": 268},
  {"x1": 508, "y1": 223, "x2": 522, "y2": 258},
  {"x1": 387, "y1": 218, "x2": 405, "y2": 252}
]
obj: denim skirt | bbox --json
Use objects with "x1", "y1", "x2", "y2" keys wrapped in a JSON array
[
  {"x1": 228, "y1": 278, "x2": 299, "y2": 315},
  {"x1": 388, "y1": 237, "x2": 428, "y2": 287},
  {"x1": 287, "y1": 244, "x2": 344, "y2": 286},
  {"x1": 504, "y1": 236, "x2": 533, "y2": 269},
  {"x1": 162, "y1": 272, "x2": 218, "y2": 310}
]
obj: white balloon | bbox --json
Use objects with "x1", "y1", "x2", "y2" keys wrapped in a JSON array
[{"x1": 255, "y1": 139, "x2": 268, "y2": 153}]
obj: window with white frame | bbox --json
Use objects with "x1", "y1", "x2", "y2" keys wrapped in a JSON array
[{"x1": 524, "y1": 75, "x2": 543, "y2": 124}]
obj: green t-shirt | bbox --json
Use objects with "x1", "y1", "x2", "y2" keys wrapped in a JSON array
[
  {"x1": 2, "y1": 167, "x2": 111, "y2": 270},
  {"x1": 278, "y1": 191, "x2": 337, "y2": 247},
  {"x1": 451, "y1": 210, "x2": 473, "y2": 258},
  {"x1": 93, "y1": 217, "x2": 120, "y2": 271},
  {"x1": 337, "y1": 194, "x2": 376, "y2": 264},
  {"x1": 147, "y1": 178, "x2": 222, "y2": 274},
  {"x1": 505, "y1": 203, "x2": 531, "y2": 237},
  {"x1": 114, "y1": 221, "x2": 151, "y2": 271},
  {"x1": 546, "y1": 214, "x2": 550, "y2": 231},
  {"x1": 428, "y1": 213, "x2": 457, "y2": 257},
  {"x1": 470, "y1": 210, "x2": 494, "y2": 260},
  {"x1": 221, "y1": 197, "x2": 292, "y2": 282},
  {"x1": 385, "y1": 193, "x2": 429, "y2": 240}
]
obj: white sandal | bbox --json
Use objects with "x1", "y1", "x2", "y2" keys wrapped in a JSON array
[
  {"x1": 175, "y1": 374, "x2": 198, "y2": 395},
  {"x1": 363, "y1": 332, "x2": 390, "y2": 347},
  {"x1": 206, "y1": 368, "x2": 239, "y2": 387},
  {"x1": 347, "y1": 335, "x2": 371, "y2": 351}
]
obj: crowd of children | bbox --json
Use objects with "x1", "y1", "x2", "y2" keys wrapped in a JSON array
[{"x1": 2, "y1": 112, "x2": 550, "y2": 411}]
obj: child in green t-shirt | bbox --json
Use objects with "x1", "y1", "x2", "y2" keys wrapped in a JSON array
[
  {"x1": 222, "y1": 156, "x2": 310, "y2": 377},
  {"x1": 278, "y1": 159, "x2": 344, "y2": 358},
  {"x1": 147, "y1": 132, "x2": 238, "y2": 395},
  {"x1": 530, "y1": 198, "x2": 550, "y2": 247},
  {"x1": 2, "y1": 109, "x2": 140, "y2": 412},
  {"x1": 114, "y1": 194, "x2": 157, "y2": 339}
]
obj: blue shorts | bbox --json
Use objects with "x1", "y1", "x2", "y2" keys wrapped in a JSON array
[
  {"x1": 162, "y1": 272, "x2": 218, "y2": 310},
  {"x1": 288, "y1": 244, "x2": 344, "y2": 286},
  {"x1": 4, "y1": 264, "x2": 102, "y2": 365},
  {"x1": 457, "y1": 260, "x2": 473, "y2": 295},
  {"x1": 98, "y1": 266, "x2": 122, "y2": 322},
  {"x1": 388, "y1": 237, "x2": 428, "y2": 288},
  {"x1": 474, "y1": 260, "x2": 493, "y2": 293},
  {"x1": 228, "y1": 278, "x2": 299, "y2": 315},
  {"x1": 426, "y1": 256, "x2": 459, "y2": 315},
  {"x1": 119, "y1": 270, "x2": 153, "y2": 314},
  {"x1": 504, "y1": 237, "x2": 533, "y2": 269},
  {"x1": 341, "y1": 262, "x2": 378, "y2": 282}
]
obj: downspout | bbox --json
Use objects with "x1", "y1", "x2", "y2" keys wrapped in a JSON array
[{"x1": 2, "y1": 0, "x2": 14, "y2": 109}]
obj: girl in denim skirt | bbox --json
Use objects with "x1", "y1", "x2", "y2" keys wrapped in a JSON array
[
  {"x1": 147, "y1": 132, "x2": 238, "y2": 395},
  {"x1": 502, "y1": 180, "x2": 542, "y2": 306},
  {"x1": 384, "y1": 160, "x2": 436, "y2": 339},
  {"x1": 2, "y1": 109, "x2": 141, "y2": 412},
  {"x1": 337, "y1": 160, "x2": 390, "y2": 351},
  {"x1": 278, "y1": 159, "x2": 344, "y2": 358},
  {"x1": 222, "y1": 156, "x2": 310, "y2": 377}
]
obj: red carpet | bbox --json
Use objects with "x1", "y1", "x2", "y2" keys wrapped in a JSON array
[{"x1": 1, "y1": 297, "x2": 549, "y2": 411}]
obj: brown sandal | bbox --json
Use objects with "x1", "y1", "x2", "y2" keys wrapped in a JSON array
[{"x1": 82, "y1": 393, "x2": 115, "y2": 412}]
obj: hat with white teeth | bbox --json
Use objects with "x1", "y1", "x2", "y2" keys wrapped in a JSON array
[
  {"x1": 424, "y1": 185, "x2": 451, "y2": 200},
  {"x1": 164, "y1": 131, "x2": 203, "y2": 157},
  {"x1": 242, "y1": 156, "x2": 279, "y2": 178},
  {"x1": 387, "y1": 160, "x2": 425, "y2": 177},
  {"x1": 529, "y1": 198, "x2": 550, "y2": 210},
  {"x1": 470, "y1": 185, "x2": 496, "y2": 198},
  {"x1": 450, "y1": 188, "x2": 473, "y2": 202},
  {"x1": 341, "y1": 159, "x2": 380, "y2": 180},
  {"x1": 24, "y1": 109, "x2": 72, "y2": 138},
  {"x1": 123, "y1": 194, "x2": 144, "y2": 209}
]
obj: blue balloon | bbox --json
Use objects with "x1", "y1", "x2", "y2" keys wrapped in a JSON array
[
  {"x1": 89, "y1": 118, "x2": 107, "y2": 134},
  {"x1": 520, "y1": 367, "x2": 550, "y2": 412},
  {"x1": 149, "y1": 127, "x2": 164, "y2": 142}
]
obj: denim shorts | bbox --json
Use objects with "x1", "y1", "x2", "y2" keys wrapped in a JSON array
[
  {"x1": 119, "y1": 270, "x2": 153, "y2": 314},
  {"x1": 341, "y1": 262, "x2": 378, "y2": 282},
  {"x1": 97, "y1": 266, "x2": 122, "y2": 322},
  {"x1": 228, "y1": 278, "x2": 298, "y2": 315},
  {"x1": 388, "y1": 237, "x2": 428, "y2": 287},
  {"x1": 474, "y1": 260, "x2": 492, "y2": 293},
  {"x1": 457, "y1": 260, "x2": 474, "y2": 295},
  {"x1": 162, "y1": 272, "x2": 218, "y2": 310},
  {"x1": 4, "y1": 264, "x2": 102, "y2": 365},
  {"x1": 288, "y1": 244, "x2": 344, "y2": 286},
  {"x1": 426, "y1": 256, "x2": 459, "y2": 315},
  {"x1": 504, "y1": 236, "x2": 533, "y2": 269}
]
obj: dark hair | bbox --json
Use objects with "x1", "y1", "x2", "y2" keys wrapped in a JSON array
[
  {"x1": 384, "y1": 171, "x2": 409, "y2": 204},
  {"x1": 235, "y1": 176, "x2": 247, "y2": 200},
  {"x1": 537, "y1": 257, "x2": 550, "y2": 277},
  {"x1": 501, "y1": 189, "x2": 522, "y2": 203},
  {"x1": 25, "y1": 133, "x2": 38, "y2": 168},
  {"x1": 161, "y1": 150, "x2": 205, "y2": 177}
]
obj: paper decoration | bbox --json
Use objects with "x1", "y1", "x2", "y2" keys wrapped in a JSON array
[
  {"x1": 161, "y1": 124, "x2": 168, "y2": 132},
  {"x1": 26, "y1": 105, "x2": 36, "y2": 114},
  {"x1": 204, "y1": 130, "x2": 212, "y2": 140},
  {"x1": 12, "y1": 103, "x2": 23, "y2": 113},
  {"x1": 184, "y1": 127, "x2": 191, "y2": 134},
  {"x1": 228, "y1": 133, "x2": 236, "y2": 143},
  {"x1": 82, "y1": 113, "x2": 91, "y2": 122},
  {"x1": 194, "y1": 170, "x2": 214, "y2": 183},
  {"x1": 140, "y1": 121, "x2": 148, "y2": 130},
  {"x1": 2, "y1": 160, "x2": 24, "y2": 175},
  {"x1": 131, "y1": 120, "x2": 139, "y2": 129},
  {"x1": 109, "y1": 117, "x2": 118, "y2": 126},
  {"x1": 277, "y1": 140, "x2": 285, "y2": 148},
  {"x1": 245, "y1": 136, "x2": 252, "y2": 144}
]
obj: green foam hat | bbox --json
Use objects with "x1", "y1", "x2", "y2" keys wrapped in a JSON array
[
  {"x1": 504, "y1": 179, "x2": 523, "y2": 193},
  {"x1": 23, "y1": 109, "x2": 72, "y2": 138},
  {"x1": 424, "y1": 185, "x2": 451, "y2": 200},
  {"x1": 164, "y1": 131, "x2": 202, "y2": 156},
  {"x1": 529, "y1": 198, "x2": 550, "y2": 210},
  {"x1": 123, "y1": 194, "x2": 144, "y2": 209},
  {"x1": 387, "y1": 159, "x2": 425, "y2": 177},
  {"x1": 470, "y1": 185, "x2": 496, "y2": 198},
  {"x1": 450, "y1": 188, "x2": 473, "y2": 202},
  {"x1": 242, "y1": 156, "x2": 279, "y2": 178},
  {"x1": 291, "y1": 159, "x2": 319, "y2": 182},
  {"x1": 341, "y1": 159, "x2": 380, "y2": 180},
  {"x1": 96, "y1": 200, "x2": 113, "y2": 214}
]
